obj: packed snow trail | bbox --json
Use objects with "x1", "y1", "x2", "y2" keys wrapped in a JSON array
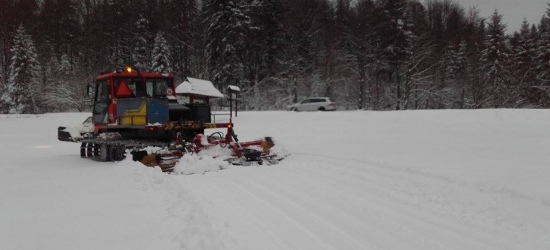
[
  {"x1": 2, "y1": 110, "x2": 550, "y2": 250},
  {"x1": 174, "y1": 153, "x2": 548, "y2": 250}
]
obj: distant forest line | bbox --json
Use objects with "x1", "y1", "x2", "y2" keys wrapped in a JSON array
[{"x1": 1, "y1": 0, "x2": 550, "y2": 114}]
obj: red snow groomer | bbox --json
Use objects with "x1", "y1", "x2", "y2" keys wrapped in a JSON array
[{"x1": 58, "y1": 67, "x2": 282, "y2": 172}]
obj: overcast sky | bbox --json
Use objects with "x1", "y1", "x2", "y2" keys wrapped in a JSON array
[{"x1": 452, "y1": 0, "x2": 549, "y2": 33}]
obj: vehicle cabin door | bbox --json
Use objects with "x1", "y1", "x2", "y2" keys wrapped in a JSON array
[
  {"x1": 299, "y1": 99, "x2": 312, "y2": 111},
  {"x1": 312, "y1": 98, "x2": 325, "y2": 110},
  {"x1": 93, "y1": 79, "x2": 110, "y2": 124}
]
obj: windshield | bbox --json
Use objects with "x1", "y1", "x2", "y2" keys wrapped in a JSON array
[{"x1": 114, "y1": 78, "x2": 171, "y2": 98}]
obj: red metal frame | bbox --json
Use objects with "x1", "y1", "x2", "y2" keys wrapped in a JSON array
[
  {"x1": 151, "y1": 125, "x2": 276, "y2": 171},
  {"x1": 92, "y1": 70, "x2": 177, "y2": 131}
]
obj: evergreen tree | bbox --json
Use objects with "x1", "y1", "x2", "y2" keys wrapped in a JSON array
[
  {"x1": 1, "y1": 0, "x2": 40, "y2": 88},
  {"x1": 42, "y1": 54, "x2": 85, "y2": 112},
  {"x1": 378, "y1": 0, "x2": 415, "y2": 110},
  {"x1": 329, "y1": 0, "x2": 355, "y2": 109},
  {"x1": 237, "y1": 0, "x2": 285, "y2": 109},
  {"x1": 481, "y1": 9, "x2": 510, "y2": 107},
  {"x1": 461, "y1": 10, "x2": 487, "y2": 108},
  {"x1": 39, "y1": 0, "x2": 80, "y2": 58},
  {"x1": 151, "y1": 32, "x2": 172, "y2": 73},
  {"x1": 166, "y1": 0, "x2": 202, "y2": 77},
  {"x1": 347, "y1": 0, "x2": 380, "y2": 109},
  {"x1": 445, "y1": 45, "x2": 460, "y2": 80},
  {"x1": 444, "y1": 40, "x2": 469, "y2": 107},
  {"x1": 512, "y1": 20, "x2": 537, "y2": 76},
  {"x1": 108, "y1": 0, "x2": 136, "y2": 69},
  {"x1": 42, "y1": 50, "x2": 59, "y2": 88},
  {"x1": 0, "y1": 0, "x2": 15, "y2": 87},
  {"x1": 456, "y1": 40, "x2": 469, "y2": 106},
  {"x1": 11, "y1": 0, "x2": 39, "y2": 35},
  {"x1": 445, "y1": 40, "x2": 467, "y2": 84},
  {"x1": 204, "y1": 0, "x2": 252, "y2": 89},
  {"x1": 401, "y1": 1, "x2": 436, "y2": 109},
  {"x1": 275, "y1": 0, "x2": 325, "y2": 105},
  {"x1": 510, "y1": 20, "x2": 539, "y2": 106},
  {"x1": 0, "y1": 0, "x2": 548, "y2": 111},
  {"x1": 313, "y1": 0, "x2": 352, "y2": 101},
  {"x1": 133, "y1": 16, "x2": 152, "y2": 70},
  {"x1": 1, "y1": 25, "x2": 41, "y2": 114},
  {"x1": 536, "y1": 4, "x2": 550, "y2": 86},
  {"x1": 113, "y1": 40, "x2": 131, "y2": 69},
  {"x1": 246, "y1": 1, "x2": 281, "y2": 84}
]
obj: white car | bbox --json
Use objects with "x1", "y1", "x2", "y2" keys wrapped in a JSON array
[
  {"x1": 288, "y1": 97, "x2": 336, "y2": 111},
  {"x1": 58, "y1": 116, "x2": 94, "y2": 142},
  {"x1": 77, "y1": 116, "x2": 94, "y2": 134}
]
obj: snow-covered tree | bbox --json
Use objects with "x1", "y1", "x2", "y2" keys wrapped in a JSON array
[
  {"x1": 480, "y1": 10, "x2": 511, "y2": 107},
  {"x1": 204, "y1": 0, "x2": 252, "y2": 89},
  {"x1": 132, "y1": 16, "x2": 151, "y2": 70},
  {"x1": 512, "y1": 20, "x2": 537, "y2": 77},
  {"x1": 40, "y1": 0, "x2": 80, "y2": 58},
  {"x1": 445, "y1": 45, "x2": 459, "y2": 80},
  {"x1": 241, "y1": 0, "x2": 283, "y2": 102},
  {"x1": 113, "y1": 39, "x2": 131, "y2": 70},
  {"x1": 510, "y1": 20, "x2": 540, "y2": 106},
  {"x1": 166, "y1": 0, "x2": 201, "y2": 77},
  {"x1": 378, "y1": 0, "x2": 416, "y2": 110},
  {"x1": 444, "y1": 40, "x2": 469, "y2": 107},
  {"x1": 2, "y1": 0, "x2": 549, "y2": 111},
  {"x1": 275, "y1": 0, "x2": 323, "y2": 105},
  {"x1": 42, "y1": 54, "x2": 86, "y2": 112},
  {"x1": 347, "y1": 0, "x2": 375, "y2": 109},
  {"x1": 536, "y1": 4, "x2": 550, "y2": 85},
  {"x1": 1, "y1": 25, "x2": 41, "y2": 114},
  {"x1": 151, "y1": 32, "x2": 172, "y2": 73}
]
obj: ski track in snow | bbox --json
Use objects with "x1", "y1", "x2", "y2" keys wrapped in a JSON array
[
  {"x1": 2, "y1": 111, "x2": 550, "y2": 250},
  {"x1": 173, "y1": 152, "x2": 550, "y2": 250},
  {"x1": 287, "y1": 153, "x2": 550, "y2": 249},
  {"x1": 117, "y1": 160, "x2": 229, "y2": 250}
]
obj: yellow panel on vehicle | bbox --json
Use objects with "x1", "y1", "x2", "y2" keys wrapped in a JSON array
[{"x1": 118, "y1": 99, "x2": 147, "y2": 126}]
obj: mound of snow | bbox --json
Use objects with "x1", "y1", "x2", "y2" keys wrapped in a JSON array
[
  {"x1": 268, "y1": 139, "x2": 290, "y2": 160},
  {"x1": 172, "y1": 146, "x2": 232, "y2": 175}
]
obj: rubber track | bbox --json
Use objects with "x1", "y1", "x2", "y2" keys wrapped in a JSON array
[{"x1": 80, "y1": 139, "x2": 168, "y2": 162}]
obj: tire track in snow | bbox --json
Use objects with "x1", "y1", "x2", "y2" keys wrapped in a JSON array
[
  {"x1": 179, "y1": 171, "x2": 329, "y2": 250},
  {"x1": 226, "y1": 168, "x2": 495, "y2": 249},
  {"x1": 181, "y1": 163, "x2": 504, "y2": 250},
  {"x1": 144, "y1": 150, "x2": 550, "y2": 250},
  {"x1": 182, "y1": 167, "x2": 412, "y2": 250},
  {"x1": 293, "y1": 152, "x2": 550, "y2": 207},
  {"x1": 226, "y1": 172, "x2": 370, "y2": 250},
  {"x1": 122, "y1": 162, "x2": 228, "y2": 250},
  {"x1": 288, "y1": 152, "x2": 550, "y2": 249},
  {"x1": 278, "y1": 158, "x2": 518, "y2": 250},
  {"x1": 219, "y1": 175, "x2": 338, "y2": 250}
]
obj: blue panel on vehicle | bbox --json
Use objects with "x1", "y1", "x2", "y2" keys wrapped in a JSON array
[{"x1": 147, "y1": 99, "x2": 169, "y2": 124}]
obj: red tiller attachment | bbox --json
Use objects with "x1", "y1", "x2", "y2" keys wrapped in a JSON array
[{"x1": 135, "y1": 125, "x2": 283, "y2": 172}]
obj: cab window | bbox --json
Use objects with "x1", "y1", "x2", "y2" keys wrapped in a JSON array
[
  {"x1": 113, "y1": 78, "x2": 170, "y2": 98},
  {"x1": 93, "y1": 79, "x2": 110, "y2": 123}
]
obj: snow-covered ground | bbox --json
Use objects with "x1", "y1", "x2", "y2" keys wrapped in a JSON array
[{"x1": 1, "y1": 109, "x2": 550, "y2": 250}]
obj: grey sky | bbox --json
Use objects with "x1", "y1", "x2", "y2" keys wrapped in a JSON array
[{"x1": 452, "y1": 0, "x2": 549, "y2": 33}]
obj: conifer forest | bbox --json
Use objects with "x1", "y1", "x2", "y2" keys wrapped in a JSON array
[{"x1": 1, "y1": 0, "x2": 550, "y2": 114}]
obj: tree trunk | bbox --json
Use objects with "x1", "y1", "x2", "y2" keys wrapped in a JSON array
[
  {"x1": 293, "y1": 75, "x2": 298, "y2": 104},
  {"x1": 395, "y1": 65, "x2": 401, "y2": 110},
  {"x1": 358, "y1": 59, "x2": 366, "y2": 110}
]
